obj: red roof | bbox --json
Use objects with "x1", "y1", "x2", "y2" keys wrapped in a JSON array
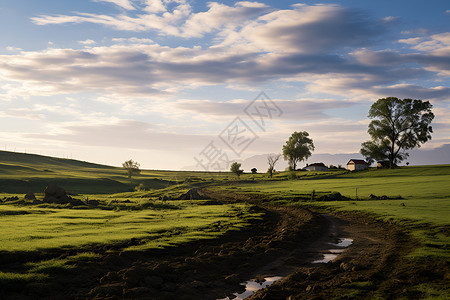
[{"x1": 347, "y1": 159, "x2": 369, "y2": 165}]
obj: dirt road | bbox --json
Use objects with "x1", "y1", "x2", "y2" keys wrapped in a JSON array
[{"x1": 2, "y1": 205, "x2": 446, "y2": 299}]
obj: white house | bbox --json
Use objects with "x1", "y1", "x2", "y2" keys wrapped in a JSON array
[
  {"x1": 304, "y1": 163, "x2": 328, "y2": 171},
  {"x1": 347, "y1": 159, "x2": 370, "y2": 171}
]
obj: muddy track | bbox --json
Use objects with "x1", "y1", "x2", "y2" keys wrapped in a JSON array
[{"x1": 2, "y1": 204, "x2": 446, "y2": 299}]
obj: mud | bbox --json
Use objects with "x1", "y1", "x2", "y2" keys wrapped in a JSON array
[{"x1": 1, "y1": 204, "x2": 448, "y2": 300}]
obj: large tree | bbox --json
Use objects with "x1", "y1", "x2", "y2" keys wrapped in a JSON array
[
  {"x1": 282, "y1": 131, "x2": 314, "y2": 171},
  {"x1": 361, "y1": 97, "x2": 434, "y2": 168},
  {"x1": 122, "y1": 159, "x2": 141, "y2": 178}
]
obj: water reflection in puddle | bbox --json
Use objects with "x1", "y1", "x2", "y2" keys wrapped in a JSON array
[
  {"x1": 218, "y1": 276, "x2": 283, "y2": 300},
  {"x1": 312, "y1": 238, "x2": 353, "y2": 264},
  {"x1": 219, "y1": 238, "x2": 353, "y2": 299},
  {"x1": 332, "y1": 238, "x2": 353, "y2": 248}
]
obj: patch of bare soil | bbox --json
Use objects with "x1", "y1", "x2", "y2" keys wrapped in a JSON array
[
  {"x1": 1, "y1": 205, "x2": 447, "y2": 300},
  {"x1": 249, "y1": 210, "x2": 449, "y2": 300}
]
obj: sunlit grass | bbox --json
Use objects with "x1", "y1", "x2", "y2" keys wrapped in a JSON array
[
  {"x1": 0, "y1": 271, "x2": 48, "y2": 285},
  {"x1": 0, "y1": 203, "x2": 263, "y2": 252},
  {"x1": 217, "y1": 165, "x2": 450, "y2": 259}
]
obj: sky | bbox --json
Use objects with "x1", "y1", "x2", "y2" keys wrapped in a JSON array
[{"x1": 0, "y1": 0, "x2": 449, "y2": 170}]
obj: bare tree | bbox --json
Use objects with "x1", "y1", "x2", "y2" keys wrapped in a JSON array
[
  {"x1": 122, "y1": 159, "x2": 141, "y2": 178},
  {"x1": 267, "y1": 153, "x2": 281, "y2": 178}
]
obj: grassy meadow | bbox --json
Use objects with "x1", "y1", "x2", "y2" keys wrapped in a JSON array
[
  {"x1": 0, "y1": 150, "x2": 234, "y2": 194},
  {"x1": 0, "y1": 203, "x2": 262, "y2": 253},
  {"x1": 0, "y1": 150, "x2": 448, "y2": 297},
  {"x1": 215, "y1": 165, "x2": 450, "y2": 258}
]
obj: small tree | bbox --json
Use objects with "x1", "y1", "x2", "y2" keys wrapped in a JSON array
[
  {"x1": 267, "y1": 153, "x2": 281, "y2": 178},
  {"x1": 122, "y1": 159, "x2": 141, "y2": 178},
  {"x1": 230, "y1": 162, "x2": 243, "y2": 178},
  {"x1": 361, "y1": 97, "x2": 434, "y2": 168},
  {"x1": 282, "y1": 131, "x2": 314, "y2": 171},
  {"x1": 251, "y1": 168, "x2": 257, "y2": 174}
]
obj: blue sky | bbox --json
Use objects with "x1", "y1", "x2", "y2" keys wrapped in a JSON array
[{"x1": 0, "y1": 0, "x2": 449, "y2": 170}]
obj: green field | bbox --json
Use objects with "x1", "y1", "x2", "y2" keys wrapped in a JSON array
[
  {"x1": 0, "y1": 203, "x2": 262, "y2": 252},
  {"x1": 0, "y1": 150, "x2": 233, "y2": 194},
  {"x1": 0, "y1": 151, "x2": 449, "y2": 298},
  {"x1": 216, "y1": 165, "x2": 450, "y2": 258}
]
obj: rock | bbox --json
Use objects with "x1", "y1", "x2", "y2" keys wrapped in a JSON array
[
  {"x1": 178, "y1": 188, "x2": 205, "y2": 200},
  {"x1": 88, "y1": 199, "x2": 100, "y2": 206},
  {"x1": 70, "y1": 198, "x2": 85, "y2": 206},
  {"x1": 24, "y1": 192, "x2": 36, "y2": 200},
  {"x1": 43, "y1": 185, "x2": 72, "y2": 204},
  {"x1": 44, "y1": 185, "x2": 66, "y2": 198}
]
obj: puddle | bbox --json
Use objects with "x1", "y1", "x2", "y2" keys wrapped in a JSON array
[
  {"x1": 329, "y1": 249, "x2": 345, "y2": 254},
  {"x1": 312, "y1": 238, "x2": 353, "y2": 264},
  {"x1": 220, "y1": 238, "x2": 353, "y2": 299},
  {"x1": 218, "y1": 276, "x2": 283, "y2": 300},
  {"x1": 311, "y1": 253, "x2": 338, "y2": 264},
  {"x1": 332, "y1": 238, "x2": 353, "y2": 248}
]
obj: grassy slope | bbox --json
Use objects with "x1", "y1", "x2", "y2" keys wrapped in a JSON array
[{"x1": 0, "y1": 150, "x2": 233, "y2": 194}]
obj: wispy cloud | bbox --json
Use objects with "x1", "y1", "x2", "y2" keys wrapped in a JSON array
[{"x1": 93, "y1": 0, "x2": 136, "y2": 10}]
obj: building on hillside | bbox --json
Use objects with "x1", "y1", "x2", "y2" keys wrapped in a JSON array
[
  {"x1": 377, "y1": 160, "x2": 391, "y2": 168},
  {"x1": 304, "y1": 163, "x2": 328, "y2": 171},
  {"x1": 347, "y1": 159, "x2": 370, "y2": 171}
]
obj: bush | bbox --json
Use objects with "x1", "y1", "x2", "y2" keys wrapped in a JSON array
[
  {"x1": 318, "y1": 192, "x2": 345, "y2": 201},
  {"x1": 134, "y1": 183, "x2": 149, "y2": 191},
  {"x1": 287, "y1": 171, "x2": 297, "y2": 180}
]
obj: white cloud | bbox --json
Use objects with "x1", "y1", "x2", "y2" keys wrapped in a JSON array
[
  {"x1": 399, "y1": 32, "x2": 450, "y2": 54},
  {"x1": 0, "y1": 108, "x2": 45, "y2": 120},
  {"x1": 217, "y1": 4, "x2": 384, "y2": 54},
  {"x1": 31, "y1": 0, "x2": 191, "y2": 35},
  {"x1": 78, "y1": 39, "x2": 96, "y2": 45},
  {"x1": 111, "y1": 37, "x2": 154, "y2": 44},
  {"x1": 24, "y1": 119, "x2": 214, "y2": 152},
  {"x1": 181, "y1": 1, "x2": 271, "y2": 38},
  {"x1": 0, "y1": 3, "x2": 444, "y2": 104},
  {"x1": 6, "y1": 46, "x2": 22, "y2": 52},
  {"x1": 382, "y1": 16, "x2": 400, "y2": 23},
  {"x1": 92, "y1": 0, "x2": 136, "y2": 10}
]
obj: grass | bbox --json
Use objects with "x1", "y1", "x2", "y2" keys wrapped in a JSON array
[
  {"x1": 0, "y1": 271, "x2": 48, "y2": 285},
  {"x1": 212, "y1": 165, "x2": 450, "y2": 259},
  {"x1": 0, "y1": 150, "x2": 239, "y2": 194},
  {"x1": 0, "y1": 202, "x2": 263, "y2": 252},
  {"x1": 1, "y1": 151, "x2": 448, "y2": 297}
]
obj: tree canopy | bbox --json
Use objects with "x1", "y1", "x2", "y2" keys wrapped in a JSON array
[
  {"x1": 282, "y1": 131, "x2": 314, "y2": 171},
  {"x1": 122, "y1": 159, "x2": 141, "y2": 178},
  {"x1": 230, "y1": 162, "x2": 243, "y2": 178},
  {"x1": 361, "y1": 97, "x2": 434, "y2": 168}
]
